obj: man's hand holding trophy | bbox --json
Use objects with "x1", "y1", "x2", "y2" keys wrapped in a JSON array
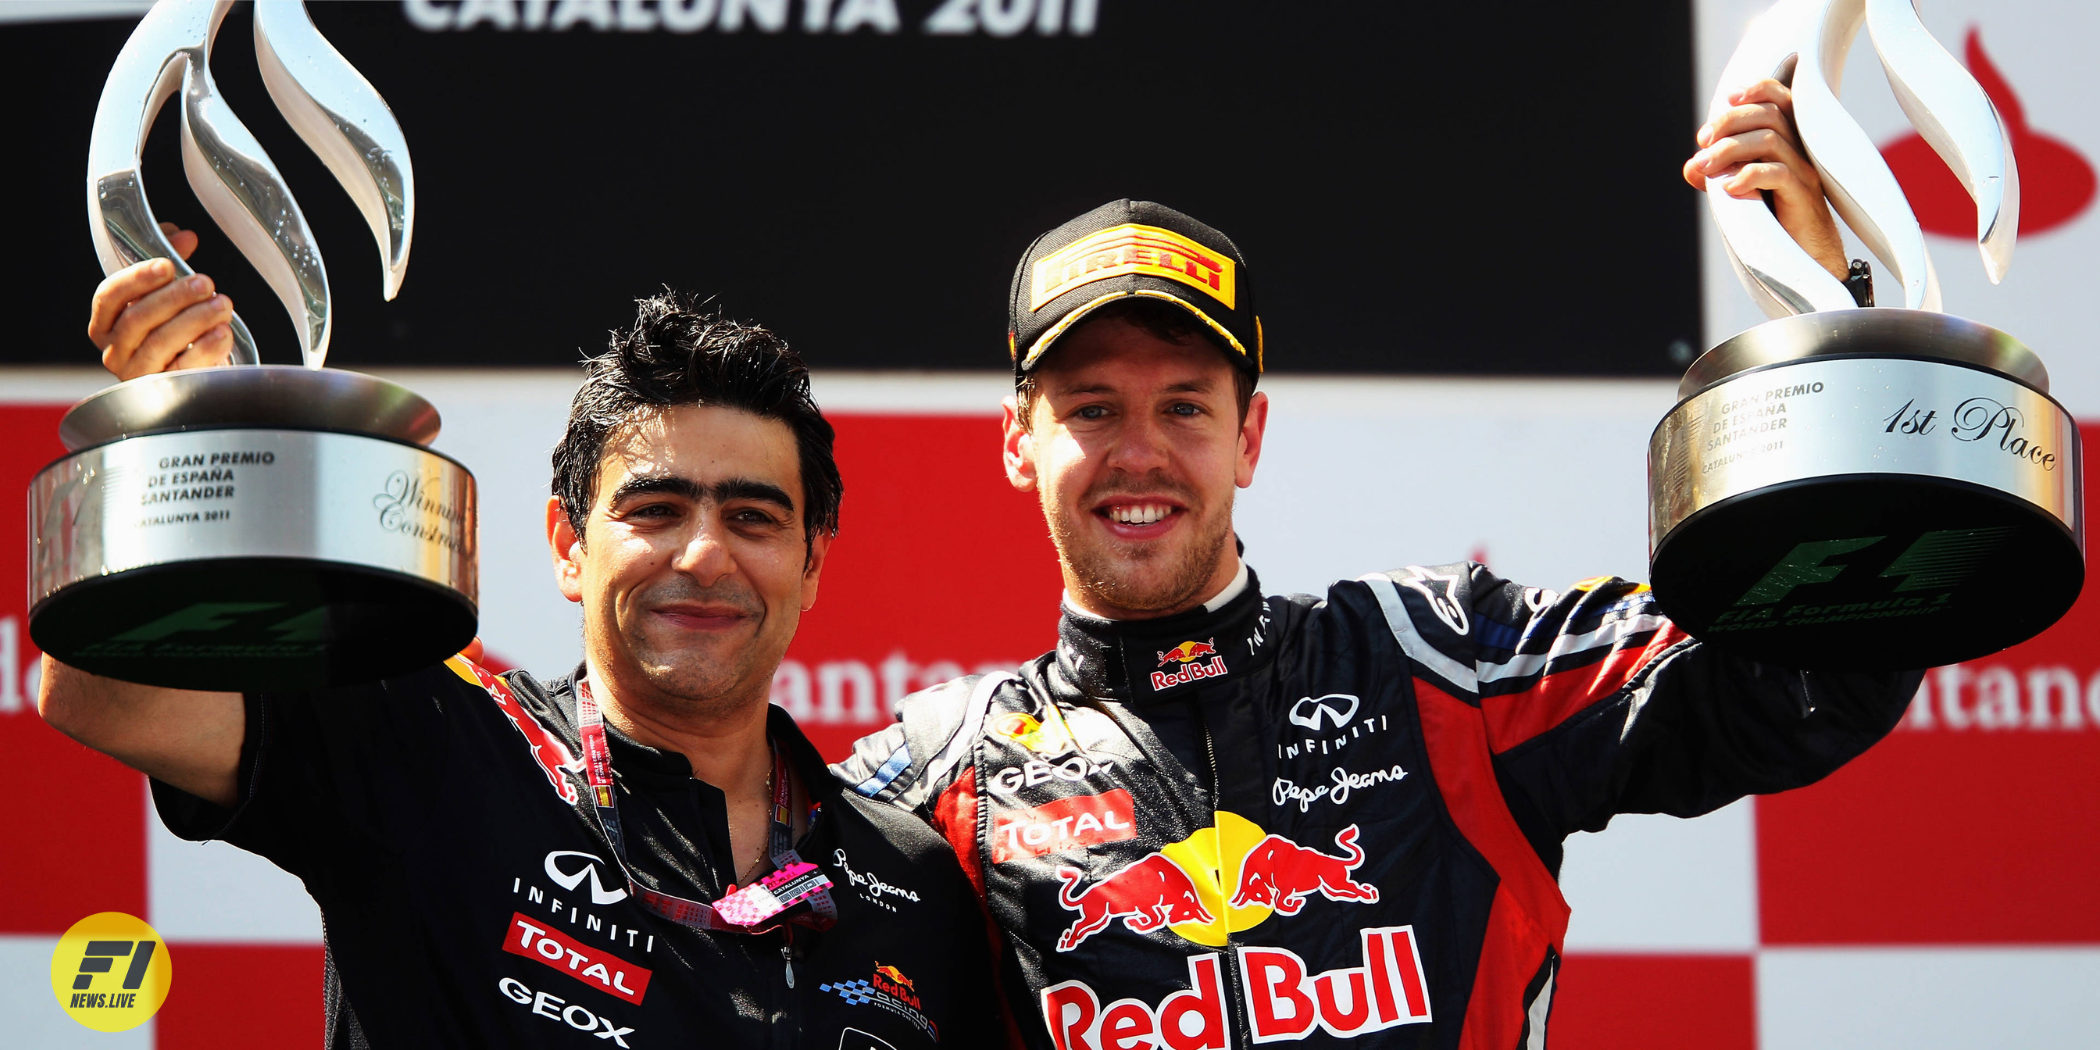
[
  {"x1": 1654, "y1": 0, "x2": 2082, "y2": 672},
  {"x1": 30, "y1": 0, "x2": 474, "y2": 691}
]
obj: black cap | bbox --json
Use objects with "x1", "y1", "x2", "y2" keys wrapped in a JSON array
[{"x1": 1007, "y1": 199, "x2": 1262, "y2": 382}]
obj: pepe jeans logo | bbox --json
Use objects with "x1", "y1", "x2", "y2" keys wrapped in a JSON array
[
  {"x1": 831, "y1": 849, "x2": 921, "y2": 910},
  {"x1": 1272, "y1": 764, "x2": 1410, "y2": 813},
  {"x1": 374, "y1": 470, "x2": 469, "y2": 551},
  {"x1": 1884, "y1": 396, "x2": 2059, "y2": 470}
]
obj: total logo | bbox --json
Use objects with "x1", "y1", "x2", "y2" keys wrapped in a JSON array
[
  {"x1": 1052, "y1": 814, "x2": 1378, "y2": 952},
  {"x1": 1041, "y1": 927, "x2": 1433, "y2": 1049},
  {"x1": 994, "y1": 789, "x2": 1139, "y2": 863},
  {"x1": 1153, "y1": 638, "x2": 1228, "y2": 690},
  {"x1": 502, "y1": 913, "x2": 652, "y2": 1005}
]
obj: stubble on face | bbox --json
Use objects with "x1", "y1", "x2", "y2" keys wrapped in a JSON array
[
  {"x1": 1046, "y1": 469, "x2": 1237, "y2": 615},
  {"x1": 614, "y1": 573, "x2": 774, "y2": 719}
]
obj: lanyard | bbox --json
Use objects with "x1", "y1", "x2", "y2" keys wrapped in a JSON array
[{"x1": 575, "y1": 676, "x2": 835, "y2": 934}]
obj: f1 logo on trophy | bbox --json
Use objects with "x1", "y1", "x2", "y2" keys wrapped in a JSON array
[
  {"x1": 1650, "y1": 0, "x2": 2083, "y2": 671},
  {"x1": 27, "y1": 0, "x2": 476, "y2": 690}
]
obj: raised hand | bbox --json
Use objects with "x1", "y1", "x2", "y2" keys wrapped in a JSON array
[
  {"x1": 1685, "y1": 78, "x2": 1850, "y2": 283},
  {"x1": 86, "y1": 222, "x2": 236, "y2": 380}
]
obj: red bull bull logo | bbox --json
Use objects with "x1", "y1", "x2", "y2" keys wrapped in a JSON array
[
  {"x1": 1053, "y1": 853, "x2": 1215, "y2": 952},
  {"x1": 991, "y1": 708, "x2": 1080, "y2": 755},
  {"x1": 1152, "y1": 638, "x2": 1227, "y2": 690},
  {"x1": 1051, "y1": 815, "x2": 1380, "y2": 952},
  {"x1": 1230, "y1": 825, "x2": 1379, "y2": 914},
  {"x1": 1158, "y1": 639, "x2": 1219, "y2": 665},
  {"x1": 873, "y1": 964, "x2": 913, "y2": 993},
  {"x1": 1039, "y1": 928, "x2": 1432, "y2": 1049},
  {"x1": 449, "y1": 656, "x2": 583, "y2": 804},
  {"x1": 870, "y1": 963, "x2": 920, "y2": 1009}
]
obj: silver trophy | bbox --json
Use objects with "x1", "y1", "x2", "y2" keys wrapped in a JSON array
[
  {"x1": 28, "y1": 0, "x2": 476, "y2": 690},
  {"x1": 1648, "y1": 0, "x2": 2082, "y2": 671}
]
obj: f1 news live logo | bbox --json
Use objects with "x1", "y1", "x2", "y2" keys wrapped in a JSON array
[{"x1": 48, "y1": 912, "x2": 172, "y2": 1032}]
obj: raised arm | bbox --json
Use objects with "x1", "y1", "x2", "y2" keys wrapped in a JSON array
[
  {"x1": 1452, "y1": 569, "x2": 1918, "y2": 864},
  {"x1": 44, "y1": 221, "x2": 247, "y2": 804},
  {"x1": 37, "y1": 656, "x2": 243, "y2": 807}
]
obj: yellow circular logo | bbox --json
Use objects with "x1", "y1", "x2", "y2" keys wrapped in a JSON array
[
  {"x1": 1159, "y1": 810, "x2": 1277, "y2": 945},
  {"x1": 49, "y1": 912, "x2": 172, "y2": 1031}
]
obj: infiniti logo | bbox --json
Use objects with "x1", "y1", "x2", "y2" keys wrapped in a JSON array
[
  {"x1": 544, "y1": 851, "x2": 628, "y2": 905},
  {"x1": 1288, "y1": 693, "x2": 1360, "y2": 732}
]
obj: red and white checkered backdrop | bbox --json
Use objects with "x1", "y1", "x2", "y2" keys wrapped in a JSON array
[{"x1": 5, "y1": 0, "x2": 2098, "y2": 1045}]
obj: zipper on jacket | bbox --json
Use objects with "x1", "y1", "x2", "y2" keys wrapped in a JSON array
[
  {"x1": 1202, "y1": 721, "x2": 1220, "y2": 803},
  {"x1": 1192, "y1": 700, "x2": 1250, "y2": 1048}
]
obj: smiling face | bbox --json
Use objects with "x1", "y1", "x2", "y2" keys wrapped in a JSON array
[
  {"x1": 1004, "y1": 315, "x2": 1268, "y2": 619},
  {"x1": 549, "y1": 403, "x2": 828, "y2": 716}
]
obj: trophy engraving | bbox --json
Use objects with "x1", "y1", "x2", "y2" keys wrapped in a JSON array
[
  {"x1": 30, "y1": 0, "x2": 474, "y2": 691},
  {"x1": 1648, "y1": 0, "x2": 2083, "y2": 671}
]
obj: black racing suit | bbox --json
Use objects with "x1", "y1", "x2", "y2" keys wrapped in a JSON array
[
  {"x1": 153, "y1": 657, "x2": 999, "y2": 1049},
  {"x1": 834, "y1": 563, "x2": 1921, "y2": 1050}
]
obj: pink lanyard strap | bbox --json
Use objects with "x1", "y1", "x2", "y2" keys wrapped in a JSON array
[{"x1": 574, "y1": 675, "x2": 835, "y2": 934}]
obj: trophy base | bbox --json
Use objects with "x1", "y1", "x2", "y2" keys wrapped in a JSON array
[
  {"x1": 30, "y1": 557, "x2": 476, "y2": 692},
  {"x1": 28, "y1": 369, "x2": 478, "y2": 692},
  {"x1": 1649, "y1": 311, "x2": 2083, "y2": 672},
  {"x1": 1650, "y1": 474, "x2": 2082, "y2": 671}
]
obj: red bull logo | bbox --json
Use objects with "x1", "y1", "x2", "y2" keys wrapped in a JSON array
[
  {"x1": 1230, "y1": 825, "x2": 1379, "y2": 914},
  {"x1": 1152, "y1": 639, "x2": 1227, "y2": 690},
  {"x1": 1042, "y1": 954, "x2": 1229, "y2": 1050},
  {"x1": 1051, "y1": 815, "x2": 1380, "y2": 952},
  {"x1": 870, "y1": 963, "x2": 920, "y2": 1009},
  {"x1": 1158, "y1": 639, "x2": 1219, "y2": 665},
  {"x1": 1054, "y1": 853, "x2": 1214, "y2": 952},
  {"x1": 449, "y1": 656, "x2": 583, "y2": 804},
  {"x1": 1236, "y1": 927, "x2": 1433, "y2": 1039},
  {"x1": 991, "y1": 708, "x2": 1080, "y2": 755},
  {"x1": 1039, "y1": 928, "x2": 1432, "y2": 1049}
]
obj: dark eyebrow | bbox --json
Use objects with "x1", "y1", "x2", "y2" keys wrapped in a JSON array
[{"x1": 608, "y1": 474, "x2": 796, "y2": 514}]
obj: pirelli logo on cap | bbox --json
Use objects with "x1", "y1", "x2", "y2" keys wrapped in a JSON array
[{"x1": 1030, "y1": 223, "x2": 1236, "y2": 312}]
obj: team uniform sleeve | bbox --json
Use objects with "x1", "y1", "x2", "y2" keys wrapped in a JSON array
[
  {"x1": 148, "y1": 664, "x2": 456, "y2": 894},
  {"x1": 1383, "y1": 563, "x2": 1922, "y2": 872},
  {"x1": 831, "y1": 674, "x2": 991, "y2": 820},
  {"x1": 836, "y1": 675, "x2": 1031, "y2": 1046}
]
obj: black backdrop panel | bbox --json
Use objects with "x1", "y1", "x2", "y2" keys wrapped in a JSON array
[{"x1": 9, "y1": 1, "x2": 1699, "y2": 374}]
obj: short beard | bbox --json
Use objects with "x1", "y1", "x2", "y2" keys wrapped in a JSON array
[
  {"x1": 1049, "y1": 487, "x2": 1235, "y2": 615},
  {"x1": 613, "y1": 580, "x2": 773, "y2": 719}
]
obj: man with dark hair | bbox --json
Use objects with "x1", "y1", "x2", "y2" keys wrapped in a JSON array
[
  {"x1": 49, "y1": 280, "x2": 998, "y2": 1047},
  {"x1": 836, "y1": 84, "x2": 1924, "y2": 1048}
]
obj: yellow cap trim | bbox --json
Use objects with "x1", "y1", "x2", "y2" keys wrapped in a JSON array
[{"x1": 1019, "y1": 289, "x2": 1253, "y2": 372}]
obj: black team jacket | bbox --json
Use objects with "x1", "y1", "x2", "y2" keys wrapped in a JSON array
[{"x1": 835, "y1": 563, "x2": 1920, "y2": 1050}]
